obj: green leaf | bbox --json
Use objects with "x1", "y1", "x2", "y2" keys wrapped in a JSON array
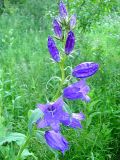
[
  {"x1": 28, "y1": 108, "x2": 43, "y2": 134},
  {"x1": 0, "y1": 132, "x2": 26, "y2": 146},
  {"x1": 36, "y1": 130, "x2": 46, "y2": 144},
  {"x1": 21, "y1": 149, "x2": 38, "y2": 160}
]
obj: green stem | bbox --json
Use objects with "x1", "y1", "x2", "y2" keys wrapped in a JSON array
[
  {"x1": 16, "y1": 135, "x2": 31, "y2": 160},
  {"x1": 53, "y1": 57, "x2": 66, "y2": 101}
]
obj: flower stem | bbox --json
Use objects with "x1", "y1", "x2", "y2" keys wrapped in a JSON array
[
  {"x1": 53, "y1": 56, "x2": 66, "y2": 100},
  {"x1": 16, "y1": 135, "x2": 31, "y2": 160}
]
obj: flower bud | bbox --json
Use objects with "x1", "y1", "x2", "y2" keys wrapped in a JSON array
[
  {"x1": 65, "y1": 31, "x2": 75, "y2": 55},
  {"x1": 47, "y1": 36, "x2": 60, "y2": 62},
  {"x1": 53, "y1": 19, "x2": 62, "y2": 39},
  {"x1": 70, "y1": 14, "x2": 76, "y2": 29},
  {"x1": 59, "y1": 1, "x2": 68, "y2": 20},
  {"x1": 72, "y1": 62, "x2": 99, "y2": 78}
]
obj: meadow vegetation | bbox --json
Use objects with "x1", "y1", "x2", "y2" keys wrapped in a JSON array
[{"x1": 0, "y1": 0, "x2": 120, "y2": 159}]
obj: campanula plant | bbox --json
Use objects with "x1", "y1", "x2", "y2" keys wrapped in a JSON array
[{"x1": 16, "y1": 1, "x2": 99, "y2": 159}]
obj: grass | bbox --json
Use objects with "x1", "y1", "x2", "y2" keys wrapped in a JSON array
[{"x1": 0, "y1": 0, "x2": 120, "y2": 159}]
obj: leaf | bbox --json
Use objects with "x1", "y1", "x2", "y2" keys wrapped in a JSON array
[
  {"x1": 63, "y1": 102, "x2": 72, "y2": 114},
  {"x1": 0, "y1": 132, "x2": 26, "y2": 146},
  {"x1": 28, "y1": 108, "x2": 44, "y2": 134},
  {"x1": 36, "y1": 130, "x2": 46, "y2": 144},
  {"x1": 21, "y1": 149, "x2": 38, "y2": 160}
]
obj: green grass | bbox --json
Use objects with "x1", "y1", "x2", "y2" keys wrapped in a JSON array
[{"x1": 0, "y1": 0, "x2": 120, "y2": 160}]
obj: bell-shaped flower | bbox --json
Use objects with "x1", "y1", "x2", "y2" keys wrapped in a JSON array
[
  {"x1": 59, "y1": 1, "x2": 68, "y2": 20},
  {"x1": 65, "y1": 31, "x2": 75, "y2": 55},
  {"x1": 53, "y1": 19, "x2": 62, "y2": 39},
  {"x1": 36, "y1": 97, "x2": 85, "y2": 131},
  {"x1": 63, "y1": 80, "x2": 90, "y2": 102},
  {"x1": 72, "y1": 62, "x2": 99, "y2": 78},
  {"x1": 47, "y1": 36, "x2": 60, "y2": 62},
  {"x1": 63, "y1": 112, "x2": 85, "y2": 129},
  {"x1": 45, "y1": 130, "x2": 69, "y2": 154},
  {"x1": 70, "y1": 14, "x2": 76, "y2": 29},
  {"x1": 36, "y1": 97, "x2": 70, "y2": 132}
]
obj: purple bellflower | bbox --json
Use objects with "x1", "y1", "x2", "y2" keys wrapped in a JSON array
[
  {"x1": 48, "y1": 36, "x2": 60, "y2": 62},
  {"x1": 36, "y1": 97, "x2": 70, "y2": 132},
  {"x1": 53, "y1": 19, "x2": 62, "y2": 39},
  {"x1": 59, "y1": 1, "x2": 68, "y2": 20},
  {"x1": 63, "y1": 80, "x2": 90, "y2": 102},
  {"x1": 72, "y1": 62, "x2": 99, "y2": 78},
  {"x1": 37, "y1": 97, "x2": 85, "y2": 131},
  {"x1": 45, "y1": 130, "x2": 69, "y2": 154},
  {"x1": 70, "y1": 14, "x2": 76, "y2": 29},
  {"x1": 65, "y1": 31, "x2": 75, "y2": 55}
]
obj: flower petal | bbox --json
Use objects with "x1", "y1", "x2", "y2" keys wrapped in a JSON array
[
  {"x1": 53, "y1": 97, "x2": 64, "y2": 112},
  {"x1": 50, "y1": 121, "x2": 60, "y2": 132},
  {"x1": 37, "y1": 104, "x2": 47, "y2": 112},
  {"x1": 72, "y1": 112, "x2": 85, "y2": 120},
  {"x1": 60, "y1": 112, "x2": 70, "y2": 126},
  {"x1": 36, "y1": 119, "x2": 48, "y2": 128},
  {"x1": 69, "y1": 118, "x2": 82, "y2": 128}
]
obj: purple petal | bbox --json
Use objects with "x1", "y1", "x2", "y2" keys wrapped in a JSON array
[
  {"x1": 60, "y1": 112, "x2": 70, "y2": 126},
  {"x1": 59, "y1": 1, "x2": 68, "y2": 19},
  {"x1": 65, "y1": 31, "x2": 75, "y2": 55},
  {"x1": 69, "y1": 118, "x2": 82, "y2": 128},
  {"x1": 53, "y1": 19, "x2": 62, "y2": 38},
  {"x1": 72, "y1": 112, "x2": 85, "y2": 120},
  {"x1": 37, "y1": 104, "x2": 47, "y2": 112},
  {"x1": 48, "y1": 36, "x2": 60, "y2": 62},
  {"x1": 45, "y1": 130, "x2": 69, "y2": 154},
  {"x1": 72, "y1": 62, "x2": 99, "y2": 78},
  {"x1": 53, "y1": 97, "x2": 64, "y2": 112},
  {"x1": 70, "y1": 14, "x2": 76, "y2": 29},
  {"x1": 50, "y1": 121, "x2": 60, "y2": 132},
  {"x1": 63, "y1": 80, "x2": 90, "y2": 101},
  {"x1": 36, "y1": 119, "x2": 48, "y2": 128}
]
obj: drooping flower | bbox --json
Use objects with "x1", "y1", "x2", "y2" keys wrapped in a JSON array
[
  {"x1": 45, "y1": 130, "x2": 69, "y2": 154},
  {"x1": 65, "y1": 31, "x2": 75, "y2": 55},
  {"x1": 63, "y1": 80, "x2": 90, "y2": 102},
  {"x1": 72, "y1": 62, "x2": 99, "y2": 78},
  {"x1": 36, "y1": 97, "x2": 70, "y2": 132},
  {"x1": 59, "y1": 1, "x2": 68, "y2": 20},
  {"x1": 70, "y1": 14, "x2": 76, "y2": 29},
  {"x1": 53, "y1": 19, "x2": 62, "y2": 39},
  {"x1": 47, "y1": 36, "x2": 60, "y2": 62}
]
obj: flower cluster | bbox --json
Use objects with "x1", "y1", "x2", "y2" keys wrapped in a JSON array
[{"x1": 36, "y1": 1, "x2": 99, "y2": 154}]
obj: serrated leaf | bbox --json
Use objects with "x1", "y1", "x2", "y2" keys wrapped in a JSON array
[
  {"x1": 28, "y1": 108, "x2": 43, "y2": 134},
  {"x1": 0, "y1": 132, "x2": 26, "y2": 146}
]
